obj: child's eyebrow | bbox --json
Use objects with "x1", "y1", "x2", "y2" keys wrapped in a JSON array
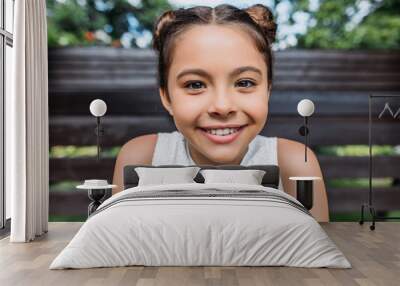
[{"x1": 176, "y1": 66, "x2": 262, "y2": 80}]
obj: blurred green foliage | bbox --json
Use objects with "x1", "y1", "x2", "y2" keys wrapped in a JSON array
[
  {"x1": 47, "y1": 0, "x2": 400, "y2": 49},
  {"x1": 47, "y1": 0, "x2": 172, "y2": 47},
  {"x1": 294, "y1": 0, "x2": 400, "y2": 49}
]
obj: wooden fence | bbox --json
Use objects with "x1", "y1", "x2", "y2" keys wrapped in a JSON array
[{"x1": 48, "y1": 47, "x2": 400, "y2": 219}]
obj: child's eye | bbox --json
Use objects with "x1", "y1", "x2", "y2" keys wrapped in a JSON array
[
  {"x1": 185, "y1": 81, "x2": 205, "y2": 90},
  {"x1": 236, "y1": 79, "x2": 255, "y2": 88}
]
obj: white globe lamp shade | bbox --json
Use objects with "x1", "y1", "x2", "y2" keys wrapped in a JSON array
[
  {"x1": 90, "y1": 99, "x2": 107, "y2": 117},
  {"x1": 297, "y1": 99, "x2": 315, "y2": 117}
]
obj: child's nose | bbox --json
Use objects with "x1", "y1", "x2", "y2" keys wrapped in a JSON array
[{"x1": 207, "y1": 92, "x2": 237, "y2": 117}]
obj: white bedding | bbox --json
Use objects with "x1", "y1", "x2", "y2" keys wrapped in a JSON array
[{"x1": 49, "y1": 183, "x2": 351, "y2": 269}]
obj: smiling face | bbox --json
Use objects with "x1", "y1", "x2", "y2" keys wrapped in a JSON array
[{"x1": 159, "y1": 24, "x2": 270, "y2": 165}]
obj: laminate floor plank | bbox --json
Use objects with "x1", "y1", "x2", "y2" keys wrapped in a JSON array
[{"x1": 1, "y1": 222, "x2": 399, "y2": 286}]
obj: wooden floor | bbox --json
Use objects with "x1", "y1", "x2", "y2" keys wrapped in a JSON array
[{"x1": 0, "y1": 222, "x2": 399, "y2": 286}]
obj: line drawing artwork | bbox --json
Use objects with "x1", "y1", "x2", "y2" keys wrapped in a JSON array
[
  {"x1": 378, "y1": 102, "x2": 400, "y2": 119},
  {"x1": 394, "y1": 106, "x2": 400, "y2": 119}
]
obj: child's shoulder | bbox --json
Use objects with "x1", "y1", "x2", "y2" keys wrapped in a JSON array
[
  {"x1": 124, "y1": 133, "x2": 158, "y2": 146},
  {"x1": 276, "y1": 137, "x2": 304, "y2": 149},
  {"x1": 118, "y1": 133, "x2": 158, "y2": 164}
]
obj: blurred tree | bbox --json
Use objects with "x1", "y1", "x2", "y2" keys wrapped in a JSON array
[
  {"x1": 47, "y1": 0, "x2": 400, "y2": 49},
  {"x1": 293, "y1": 0, "x2": 400, "y2": 49},
  {"x1": 47, "y1": 0, "x2": 172, "y2": 47}
]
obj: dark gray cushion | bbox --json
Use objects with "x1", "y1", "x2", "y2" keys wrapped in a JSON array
[{"x1": 124, "y1": 164, "x2": 280, "y2": 189}]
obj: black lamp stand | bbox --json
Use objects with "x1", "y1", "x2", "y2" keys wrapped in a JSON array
[
  {"x1": 94, "y1": 116, "x2": 104, "y2": 161},
  {"x1": 299, "y1": 116, "x2": 310, "y2": 162}
]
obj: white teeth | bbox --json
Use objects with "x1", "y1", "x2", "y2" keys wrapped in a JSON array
[{"x1": 205, "y1": 127, "x2": 240, "y2": 136}]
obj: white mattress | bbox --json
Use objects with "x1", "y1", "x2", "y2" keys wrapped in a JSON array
[{"x1": 49, "y1": 183, "x2": 351, "y2": 269}]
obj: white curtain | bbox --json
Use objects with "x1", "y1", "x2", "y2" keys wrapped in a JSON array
[{"x1": 7, "y1": 0, "x2": 49, "y2": 242}]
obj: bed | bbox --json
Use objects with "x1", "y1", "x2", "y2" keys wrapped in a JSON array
[{"x1": 49, "y1": 164, "x2": 351, "y2": 269}]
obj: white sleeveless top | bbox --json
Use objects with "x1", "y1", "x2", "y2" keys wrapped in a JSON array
[{"x1": 151, "y1": 131, "x2": 284, "y2": 191}]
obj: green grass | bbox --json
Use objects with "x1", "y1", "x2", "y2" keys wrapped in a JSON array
[
  {"x1": 331, "y1": 211, "x2": 400, "y2": 222},
  {"x1": 330, "y1": 212, "x2": 362, "y2": 222},
  {"x1": 315, "y1": 145, "x2": 398, "y2": 156},
  {"x1": 50, "y1": 145, "x2": 121, "y2": 158},
  {"x1": 48, "y1": 144, "x2": 400, "y2": 222},
  {"x1": 326, "y1": 178, "x2": 393, "y2": 189},
  {"x1": 49, "y1": 213, "x2": 399, "y2": 222},
  {"x1": 49, "y1": 144, "x2": 399, "y2": 158},
  {"x1": 50, "y1": 179, "x2": 393, "y2": 193},
  {"x1": 49, "y1": 215, "x2": 86, "y2": 222},
  {"x1": 50, "y1": 181, "x2": 81, "y2": 192}
]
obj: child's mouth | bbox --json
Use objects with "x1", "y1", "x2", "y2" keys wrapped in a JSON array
[{"x1": 198, "y1": 125, "x2": 246, "y2": 144}]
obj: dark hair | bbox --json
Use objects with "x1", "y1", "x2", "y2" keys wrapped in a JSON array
[{"x1": 152, "y1": 4, "x2": 277, "y2": 99}]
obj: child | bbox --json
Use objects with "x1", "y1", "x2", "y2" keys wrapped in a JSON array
[{"x1": 112, "y1": 4, "x2": 329, "y2": 222}]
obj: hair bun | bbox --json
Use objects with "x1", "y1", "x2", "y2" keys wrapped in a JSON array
[
  {"x1": 152, "y1": 10, "x2": 176, "y2": 51},
  {"x1": 244, "y1": 4, "x2": 277, "y2": 44}
]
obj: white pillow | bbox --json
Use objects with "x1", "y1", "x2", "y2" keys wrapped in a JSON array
[
  {"x1": 135, "y1": 166, "x2": 201, "y2": 186},
  {"x1": 200, "y1": 169, "x2": 266, "y2": 185}
]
